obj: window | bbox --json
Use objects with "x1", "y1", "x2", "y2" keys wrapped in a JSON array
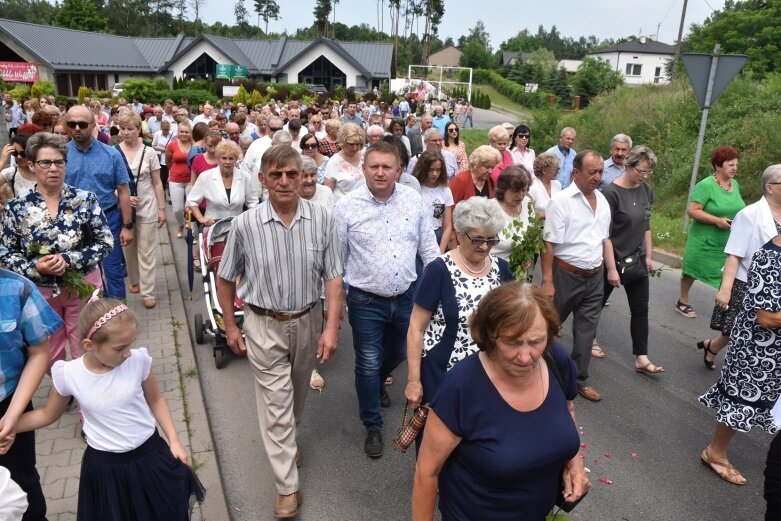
[
  {"x1": 300, "y1": 56, "x2": 346, "y2": 92},
  {"x1": 625, "y1": 63, "x2": 642, "y2": 76},
  {"x1": 654, "y1": 67, "x2": 662, "y2": 84}
]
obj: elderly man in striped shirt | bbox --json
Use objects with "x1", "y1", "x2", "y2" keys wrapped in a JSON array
[{"x1": 217, "y1": 145, "x2": 343, "y2": 519}]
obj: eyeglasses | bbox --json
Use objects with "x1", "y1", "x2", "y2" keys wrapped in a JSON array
[
  {"x1": 266, "y1": 170, "x2": 300, "y2": 180},
  {"x1": 465, "y1": 232, "x2": 500, "y2": 247},
  {"x1": 35, "y1": 159, "x2": 67, "y2": 169},
  {"x1": 269, "y1": 127, "x2": 283, "y2": 132},
  {"x1": 344, "y1": 141, "x2": 363, "y2": 147},
  {"x1": 66, "y1": 121, "x2": 90, "y2": 129},
  {"x1": 302, "y1": 143, "x2": 318, "y2": 150},
  {"x1": 517, "y1": 134, "x2": 530, "y2": 139},
  {"x1": 634, "y1": 168, "x2": 653, "y2": 176}
]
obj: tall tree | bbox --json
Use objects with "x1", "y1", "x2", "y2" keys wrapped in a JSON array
[
  {"x1": 54, "y1": 0, "x2": 108, "y2": 31},
  {"x1": 313, "y1": 0, "x2": 331, "y2": 37},
  {"x1": 234, "y1": 0, "x2": 250, "y2": 36},
  {"x1": 189, "y1": 0, "x2": 206, "y2": 28},
  {"x1": 253, "y1": 0, "x2": 279, "y2": 35},
  {"x1": 420, "y1": 0, "x2": 444, "y2": 65},
  {"x1": 150, "y1": 0, "x2": 176, "y2": 36},
  {"x1": 0, "y1": 0, "x2": 59, "y2": 25},
  {"x1": 175, "y1": 0, "x2": 186, "y2": 32}
]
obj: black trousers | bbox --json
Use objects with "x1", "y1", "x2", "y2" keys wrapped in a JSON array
[
  {"x1": 602, "y1": 271, "x2": 649, "y2": 356},
  {"x1": 766, "y1": 431, "x2": 781, "y2": 520},
  {"x1": 0, "y1": 393, "x2": 47, "y2": 521}
]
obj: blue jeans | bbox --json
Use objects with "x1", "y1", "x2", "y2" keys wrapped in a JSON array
[
  {"x1": 347, "y1": 285, "x2": 413, "y2": 430},
  {"x1": 102, "y1": 208, "x2": 126, "y2": 299}
]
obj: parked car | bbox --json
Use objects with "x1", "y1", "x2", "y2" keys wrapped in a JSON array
[{"x1": 307, "y1": 84, "x2": 327, "y2": 95}]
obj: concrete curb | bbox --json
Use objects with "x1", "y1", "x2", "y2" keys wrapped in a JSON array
[
  {"x1": 159, "y1": 224, "x2": 231, "y2": 521},
  {"x1": 652, "y1": 248, "x2": 682, "y2": 268}
]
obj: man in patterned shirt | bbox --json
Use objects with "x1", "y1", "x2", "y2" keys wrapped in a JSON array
[
  {"x1": 334, "y1": 141, "x2": 439, "y2": 459},
  {"x1": 0, "y1": 268, "x2": 63, "y2": 520}
]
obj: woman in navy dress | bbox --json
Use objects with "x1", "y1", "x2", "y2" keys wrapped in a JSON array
[
  {"x1": 405, "y1": 197, "x2": 512, "y2": 411},
  {"x1": 413, "y1": 282, "x2": 589, "y2": 520}
]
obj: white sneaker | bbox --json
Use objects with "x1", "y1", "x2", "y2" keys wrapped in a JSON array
[{"x1": 310, "y1": 368, "x2": 325, "y2": 390}]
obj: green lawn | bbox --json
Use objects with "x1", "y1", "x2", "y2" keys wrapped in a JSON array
[
  {"x1": 460, "y1": 128, "x2": 489, "y2": 155},
  {"x1": 476, "y1": 83, "x2": 532, "y2": 121}
]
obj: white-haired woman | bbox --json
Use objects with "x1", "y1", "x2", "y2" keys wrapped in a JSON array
[{"x1": 406, "y1": 197, "x2": 513, "y2": 421}]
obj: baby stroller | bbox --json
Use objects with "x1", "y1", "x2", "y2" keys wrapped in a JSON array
[{"x1": 192, "y1": 217, "x2": 244, "y2": 369}]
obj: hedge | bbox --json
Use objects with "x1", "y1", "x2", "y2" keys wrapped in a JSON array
[{"x1": 462, "y1": 69, "x2": 551, "y2": 110}]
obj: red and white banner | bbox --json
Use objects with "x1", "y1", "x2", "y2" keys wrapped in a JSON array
[{"x1": 0, "y1": 62, "x2": 39, "y2": 83}]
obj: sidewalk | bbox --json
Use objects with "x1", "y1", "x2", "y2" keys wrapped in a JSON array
[{"x1": 32, "y1": 223, "x2": 228, "y2": 520}]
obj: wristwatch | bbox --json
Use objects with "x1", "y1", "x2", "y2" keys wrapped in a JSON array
[{"x1": 122, "y1": 222, "x2": 134, "y2": 230}]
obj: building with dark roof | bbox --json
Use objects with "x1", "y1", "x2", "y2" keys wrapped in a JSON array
[
  {"x1": 0, "y1": 19, "x2": 394, "y2": 95},
  {"x1": 588, "y1": 36, "x2": 675, "y2": 85}
]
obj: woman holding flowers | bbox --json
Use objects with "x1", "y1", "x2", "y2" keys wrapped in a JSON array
[{"x1": 0, "y1": 132, "x2": 113, "y2": 372}]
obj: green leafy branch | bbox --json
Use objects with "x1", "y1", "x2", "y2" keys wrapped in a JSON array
[
  {"x1": 28, "y1": 241, "x2": 97, "y2": 299},
  {"x1": 508, "y1": 201, "x2": 547, "y2": 283}
]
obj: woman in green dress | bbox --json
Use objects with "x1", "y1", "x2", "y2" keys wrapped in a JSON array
[{"x1": 676, "y1": 146, "x2": 745, "y2": 317}]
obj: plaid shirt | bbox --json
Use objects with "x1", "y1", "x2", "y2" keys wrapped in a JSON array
[{"x1": 0, "y1": 269, "x2": 63, "y2": 401}]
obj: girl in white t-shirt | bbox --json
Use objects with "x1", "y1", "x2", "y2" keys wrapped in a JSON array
[
  {"x1": 13, "y1": 298, "x2": 204, "y2": 521},
  {"x1": 413, "y1": 149, "x2": 454, "y2": 252}
]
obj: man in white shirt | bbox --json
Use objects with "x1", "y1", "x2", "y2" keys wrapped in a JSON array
[
  {"x1": 146, "y1": 105, "x2": 164, "y2": 135},
  {"x1": 542, "y1": 150, "x2": 611, "y2": 402},
  {"x1": 192, "y1": 103, "x2": 214, "y2": 125},
  {"x1": 333, "y1": 141, "x2": 439, "y2": 459},
  {"x1": 242, "y1": 115, "x2": 283, "y2": 178},
  {"x1": 406, "y1": 128, "x2": 458, "y2": 178}
]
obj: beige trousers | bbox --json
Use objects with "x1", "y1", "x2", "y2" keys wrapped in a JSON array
[
  {"x1": 244, "y1": 301, "x2": 322, "y2": 495},
  {"x1": 122, "y1": 221, "x2": 158, "y2": 300}
]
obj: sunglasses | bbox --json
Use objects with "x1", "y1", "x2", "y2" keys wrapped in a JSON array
[
  {"x1": 269, "y1": 127, "x2": 283, "y2": 132},
  {"x1": 66, "y1": 121, "x2": 91, "y2": 129},
  {"x1": 448, "y1": 127, "x2": 459, "y2": 133},
  {"x1": 465, "y1": 232, "x2": 500, "y2": 247},
  {"x1": 302, "y1": 143, "x2": 318, "y2": 150},
  {"x1": 517, "y1": 134, "x2": 530, "y2": 139}
]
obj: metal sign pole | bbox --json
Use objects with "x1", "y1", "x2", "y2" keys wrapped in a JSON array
[{"x1": 683, "y1": 44, "x2": 720, "y2": 231}]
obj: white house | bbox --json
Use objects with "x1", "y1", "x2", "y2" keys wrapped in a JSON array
[{"x1": 588, "y1": 37, "x2": 675, "y2": 85}]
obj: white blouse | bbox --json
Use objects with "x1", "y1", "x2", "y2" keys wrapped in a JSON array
[{"x1": 186, "y1": 167, "x2": 260, "y2": 220}]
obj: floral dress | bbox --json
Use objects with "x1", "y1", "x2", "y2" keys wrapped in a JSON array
[
  {"x1": 0, "y1": 184, "x2": 114, "y2": 296},
  {"x1": 699, "y1": 240, "x2": 781, "y2": 433},
  {"x1": 413, "y1": 252, "x2": 513, "y2": 404}
]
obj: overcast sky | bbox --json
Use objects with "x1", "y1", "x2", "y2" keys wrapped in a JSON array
[{"x1": 202, "y1": 0, "x2": 725, "y2": 46}]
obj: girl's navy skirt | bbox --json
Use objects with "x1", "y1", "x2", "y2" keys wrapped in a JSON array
[{"x1": 77, "y1": 429, "x2": 205, "y2": 521}]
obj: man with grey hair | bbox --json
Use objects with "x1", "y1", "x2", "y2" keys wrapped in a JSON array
[
  {"x1": 599, "y1": 134, "x2": 633, "y2": 190},
  {"x1": 406, "y1": 128, "x2": 458, "y2": 178},
  {"x1": 147, "y1": 105, "x2": 164, "y2": 135},
  {"x1": 431, "y1": 104, "x2": 451, "y2": 135},
  {"x1": 192, "y1": 103, "x2": 213, "y2": 125},
  {"x1": 407, "y1": 114, "x2": 431, "y2": 157},
  {"x1": 271, "y1": 130, "x2": 293, "y2": 146},
  {"x1": 546, "y1": 127, "x2": 577, "y2": 188}
]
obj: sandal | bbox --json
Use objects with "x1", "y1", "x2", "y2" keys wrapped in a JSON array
[
  {"x1": 129, "y1": 284, "x2": 140, "y2": 294},
  {"x1": 700, "y1": 448, "x2": 747, "y2": 485},
  {"x1": 675, "y1": 300, "x2": 697, "y2": 318},
  {"x1": 697, "y1": 340, "x2": 717, "y2": 370},
  {"x1": 635, "y1": 361, "x2": 665, "y2": 374},
  {"x1": 591, "y1": 341, "x2": 606, "y2": 359},
  {"x1": 385, "y1": 374, "x2": 394, "y2": 386},
  {"x1": 193, "y1": 258, "x2": 201, "y2": 271}
]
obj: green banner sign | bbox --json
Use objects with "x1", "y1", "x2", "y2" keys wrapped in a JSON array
[
  {"x1": 233, "y1": 65, "x2": 247, "y2": 79},
  {"x1": 215, "y1": 64, "x2": 233, "y2": 80}
]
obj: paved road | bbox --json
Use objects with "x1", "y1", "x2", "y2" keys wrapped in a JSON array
[{"x1": 169, "y1": 218, "x2": 769, "y2": 520}]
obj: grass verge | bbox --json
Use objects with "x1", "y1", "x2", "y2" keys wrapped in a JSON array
[{"x1": 477, "y1": 83, "x2": 532, "y2": 120}]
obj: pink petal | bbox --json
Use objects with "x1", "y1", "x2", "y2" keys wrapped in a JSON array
[
  {"x1": 579, "y1": 454, "x2": 586, "y2": 459},
  {"x1": 598, "y1": 477, "x2": 613, "y2": 485},
  {"x1": 580, "y1": 443, "x2": 588, "y2": 449},
  {"x1": 630, "y1": 451, "x2": 638, "y2": 458},
  {"x1": 604, "y1": 452, "x2": 612, "y2": 458}
]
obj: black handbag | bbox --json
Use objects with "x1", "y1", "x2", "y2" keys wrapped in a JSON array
[{"x1": 616, "y1": 249, "x2": 646, "y2": 286}]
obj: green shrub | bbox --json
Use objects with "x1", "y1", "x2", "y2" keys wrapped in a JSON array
[
  {"x1": 30, "y1": 80, "x2": 55, "y2": 98},
  {"x1": 463, "y1": 69, "x2": 550, "y2": 110},
  {"x1": 77, "y1": 86, "x2": 91, "y2": 104},
  {"x1": 249, "y1": 89, "x2": 263, "y2": 107},
  {"x1": 8, "y1": 85, "x2": 30, "y2": 100},
  {"x1": 233, "y1": 85, "x2": 249, "y2": 106},
  {"x1": 90, "y1": 89, "x2": 112, "y2": 100}
]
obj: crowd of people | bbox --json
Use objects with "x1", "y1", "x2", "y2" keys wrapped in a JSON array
[{"x1": 0, "y1": 87, "x2": 778, "y2": 521}]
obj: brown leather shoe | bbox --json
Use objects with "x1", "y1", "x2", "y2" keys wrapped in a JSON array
[
  {"x1": 143, "y1": 299, "x2": 156, "y2": 309},
  {"x1": 274, "y1": 491, "x2": 302, "y2": 519},
  {"x1": 578, "y1": 385, "x2": 602, "y2": 402},
  {"x1": 129, "y1": 284, "x2": 140, "y2": 294},
  {"x1": 295, "y1": 449, "x2": 301, "y2": 467}
]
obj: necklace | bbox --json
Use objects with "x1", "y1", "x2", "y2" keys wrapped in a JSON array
[
  {"x1": 456, "y1": 247, "x2": 488, "y2": 275},
  {"x1": 714, "y1": 174, "x2": 732, "y2": 191},
  {"x1": 500, "y1": 200, "x2": 521, "y2": 217}
]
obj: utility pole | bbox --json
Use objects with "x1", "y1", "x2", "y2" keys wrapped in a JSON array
[{"x1": 672, "y1": 0, "x2": 689, "y2": 79}]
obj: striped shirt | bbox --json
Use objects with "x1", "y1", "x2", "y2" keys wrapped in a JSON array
[
  {"x1": 0, "y1": 268, "x2": 63, "y2": 401},
  {"x1": 218, "y1": 198, "x2": 342, "y2": 311}
]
